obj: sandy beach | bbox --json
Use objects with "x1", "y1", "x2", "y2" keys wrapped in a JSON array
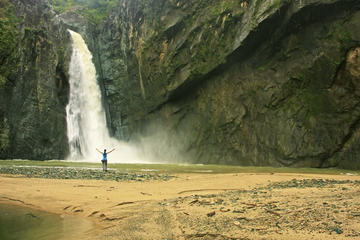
[{"x1": 1, "y1": 171, "x2": 360, "y2": 239}]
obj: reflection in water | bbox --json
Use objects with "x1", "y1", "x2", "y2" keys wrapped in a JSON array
[{"x1": 0, "y1": 203, "x2": 93, "y2": 240}]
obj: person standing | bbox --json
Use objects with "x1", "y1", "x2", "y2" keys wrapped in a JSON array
[{"x1": 96, "y1": 148, "x2": 115, "y2": 171}]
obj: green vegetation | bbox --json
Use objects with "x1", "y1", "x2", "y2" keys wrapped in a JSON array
[
  {"x1": 0, "y1": 0, "x2": 18, "y2": 53},
  {"x1": 0, "y1": 119, "x2": 10, "y2": 154},
  {"x1": 0, "y1": 160, "x2": 358, "y2": 175},
  {"x1": 0, "y1": 0, "x2": 20, "y2": 86},
  {"x1": 299, "y1": 89, "x2": 337, "y2": 117},
  {"x1": 49, "y1": 0, "x2": 118, "y2": 24},
  {"x1": 0, "y1": 75, "x2": 5, "y2": 87},
  {"x1": 160, "y1": 0, "x2": 243, "y2": 77},
  {"x1": 251, "y1": 0, "x2": 290, "y2": 30},
  {"x1": 135, "y1": 0, "x2": 246, "y2": 92},
  {"x1": 330, "y1": 22, "x2": 352, "y2": 44}
]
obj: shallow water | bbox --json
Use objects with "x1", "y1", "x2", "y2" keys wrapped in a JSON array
[{"x1": 0, "y1": 203, "x2": 93, "y2": 240}]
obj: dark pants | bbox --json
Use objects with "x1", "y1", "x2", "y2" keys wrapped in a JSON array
[{"x1": 101, "y1": 160, "x2": 107, "y2": 171}]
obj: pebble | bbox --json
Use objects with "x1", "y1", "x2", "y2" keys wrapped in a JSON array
[
  {"x1": 331, "y1": 226, "x2": 343, "y2": 234},
  {"x1": 0, "y1": 166, "x2": 175, "y2": 182},
  {"x1": 234, "y1": 221, "x2": 241, "y2": 226},
  {"x1": 171, "y1": 177, "x2": 360, "y2": 237},
  {"x1": 267, "y1": 179, "x2": 358, "y2": 189},
  {"x1": 207, "y1": 211, "x2": 216, "y2": 217}
]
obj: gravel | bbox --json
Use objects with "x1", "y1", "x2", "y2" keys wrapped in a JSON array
[{"x1": 0, "y1": 166, "x2": 175, "y2": 182}]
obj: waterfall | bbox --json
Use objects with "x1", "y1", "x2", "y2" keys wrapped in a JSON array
[{"x1": 66, "y1": 30, "x2": 142, "y2": 163}]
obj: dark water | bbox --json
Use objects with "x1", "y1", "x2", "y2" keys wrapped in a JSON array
[{"x1": 0, "y1": 203, "x2": 93, "y2": 240}]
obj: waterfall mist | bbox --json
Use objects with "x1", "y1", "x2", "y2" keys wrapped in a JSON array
[{"x1": 66, "y1": 30, "x2": 145, "y2": 163}]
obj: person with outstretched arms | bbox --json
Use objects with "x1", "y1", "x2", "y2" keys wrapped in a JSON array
[{"x1": 96, "y1": 148, "x2": 115, "y2": 172}]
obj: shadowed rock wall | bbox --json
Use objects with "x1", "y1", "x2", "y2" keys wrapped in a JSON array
[
  {"x1": 2, "y1": 0, "x2": 360, "y2": 169},
  {"x1": 0, "y1": 0, "x2": 71, "y2": 159},
  {"x1": 98, "y1": 0, "x2": 360, "y2": 168}
]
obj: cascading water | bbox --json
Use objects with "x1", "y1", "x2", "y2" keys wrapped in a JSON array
[{"x1": 66, "y1": 30, "x2": 143, "y2": 163}]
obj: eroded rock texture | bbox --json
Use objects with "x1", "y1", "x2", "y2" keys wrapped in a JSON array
[
  {"x1": 98, "y1": 0, "x2": 360, "y2": 168},
  {"x1": 0, "y1": 0, "x2": 70, "y2": 159},
  {"x1": 2, "y1": 0, "x2": 360, "y2": 169}
]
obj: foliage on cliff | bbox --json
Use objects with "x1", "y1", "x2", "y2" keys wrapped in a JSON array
[
  {"x1": 98, "y1": 0, "x2": 360, "y2": 169},
  {"x1": 0, "y1": 0, "x2": 19, "y2": 155},
  {"x1": 0, "y1": 0, "x2": 19, "y2": 87},
  {"x1": 49, "y1": 0, "x2": 118, "y2": 24},
  {"x1": 0, "y1": 0, "x2": 71, "y2": 160}
]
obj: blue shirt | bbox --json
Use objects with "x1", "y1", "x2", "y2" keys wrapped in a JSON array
[{"x1": 102, "y1": 152, "x2": 107, "y2": 160}]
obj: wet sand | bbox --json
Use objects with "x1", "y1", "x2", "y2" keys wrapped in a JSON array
[
  {"x1": 0, "y1": 202, "x2": 94, "y2": 240},
  {"x1": 1, "y1": 172, "x2": 360, "y2": 239}
]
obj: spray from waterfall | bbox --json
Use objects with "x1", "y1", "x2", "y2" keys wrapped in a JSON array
[{"x1": 66, "y1": 29, "x2": 144, "y2": 163}]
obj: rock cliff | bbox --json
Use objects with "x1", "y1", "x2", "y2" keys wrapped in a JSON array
[
  {"x1": 2, "y1": 0, "x2": 360, "y2": 169},
  {"x1": 98, "y1": 0, "x2": 360, "y2": 168},
  {"x1": 0, "y1": 0, "x2": 70, "y2": 159}
]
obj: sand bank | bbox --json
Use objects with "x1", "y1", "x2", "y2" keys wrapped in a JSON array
[{"x1": 1, "y1": 172, "x2": 360, "y2": 239}]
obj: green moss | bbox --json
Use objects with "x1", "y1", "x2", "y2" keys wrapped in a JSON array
[
  {"x1": 327, "y1": 21, "x2": 352, "y2": 45},
  {"x1": 139, "y1": 0, "x2": 243, "y2": 86},
  {"x1": 183, "y1": 4, "x2": 240, "y2": 74},
  {"x1": 0, "y1": 118, "x2": 10, "y2": 153},
  {"x1": 257, "y1": 55, "x2": 278, "y2": 71},
  {"x1": 0, "y1": 0, "x2": 20, "y2": 85},
  {"x1": 281, "y1": 69, "x2": 337, "y2": 115},
  {"x1": 210, "y1": 0, "x2": 243, "y2": 17},
  {"x1": 264, "y1": 0, "x2": 284, "y2": 13},
  {"x1": 253, "y1": 0, "x2": 285, "y2": 16},
  {"x1": 253, "y1": 0, "x2": 264, "y2": 15},
  {"x1": 301, "y1": 89, "x2": 337, "y2": 116},
  {"x1": 0, "y1": 74, "x2": 5, "y2": 87},
  {"x1": 279, "y1": 84, "x2": 338, "y2": 132},
  {"x1": 49, "y1": 0, "x2": 118, "y2": 24},
  {"x1": 251, "y1": 0, "x2": 290, "y2": 30},
  {"x1": 247, "y1": 89, "x2": 257, "y2": 97}
]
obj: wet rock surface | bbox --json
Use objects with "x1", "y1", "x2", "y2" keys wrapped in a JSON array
[
  {"x1": 0, "y1": 0, "x2": 71, "y2": 160},
  {"x1": 0, "y1": 166, "x2": 174, "y2": 182},
  {"x1": 97, "y1": 0, "x2": 360, "y2": 169},
  {"x1": 2, "y1": 0, "x2": 360, "y2": 169}
]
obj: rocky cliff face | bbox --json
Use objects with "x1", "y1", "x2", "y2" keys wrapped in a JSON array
[
  {"x1": 98, "y1": 0, "x2": 360, "y2": 168},
  {"x1": 0, "y1": 0, "x2": 71, "y2": 159},
  {"x1": 1, "y1": 0, "x2": 360, "y2": 168}
]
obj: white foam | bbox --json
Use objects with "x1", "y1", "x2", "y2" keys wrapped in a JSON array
[{"x1": 66, "y1": 30, "x2": 149, "y2": 163}]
